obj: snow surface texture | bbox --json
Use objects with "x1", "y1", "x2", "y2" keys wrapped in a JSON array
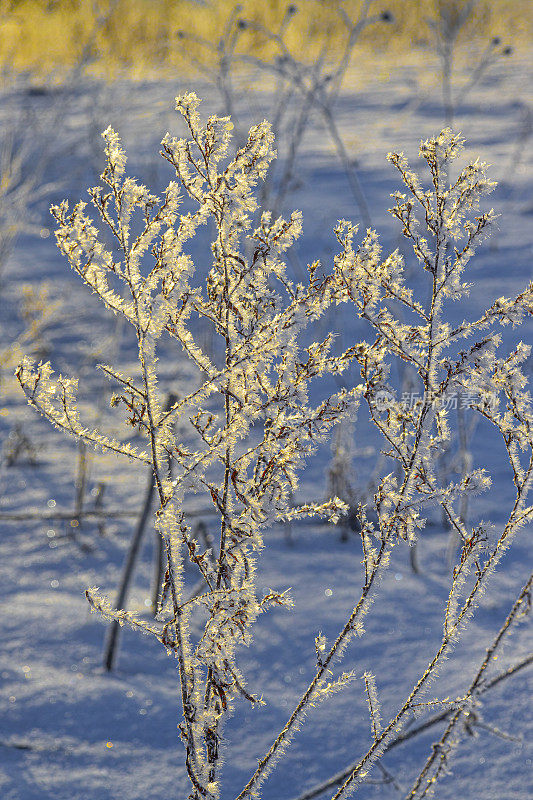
[{"x1": 1, "y1": 54, "x2": 532, "y2": 800}]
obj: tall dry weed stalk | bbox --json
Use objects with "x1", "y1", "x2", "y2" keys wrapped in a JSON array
[
  {"x1": 17, "y1": 96, "x2": 533, "y2": 799},
  {"x1": 427, "y1": 0, "x2": 514, "y2": 129}
]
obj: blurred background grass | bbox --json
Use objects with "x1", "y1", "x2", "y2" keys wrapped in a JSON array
[{"x1": 0, "y1": 0, "x2": 531, "y2": 82}]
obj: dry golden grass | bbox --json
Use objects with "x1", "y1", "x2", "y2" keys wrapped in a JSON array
[{"x1": 0, "y1": 0, "x2": 531, "y2": 83}]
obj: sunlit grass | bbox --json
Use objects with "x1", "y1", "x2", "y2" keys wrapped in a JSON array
[{"x1": 0, "y1": 0, "x2": 531, "y2": 83}]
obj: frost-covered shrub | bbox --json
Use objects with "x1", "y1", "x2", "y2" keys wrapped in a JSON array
[
  {"x1": 17, "y1": 96, "x2": 532, "y2": 800},
  {"x1": 17, "y1": 92, "x2": 360, "y2": 797}
]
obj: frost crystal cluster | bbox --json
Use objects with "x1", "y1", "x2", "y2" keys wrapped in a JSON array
[{"x1": 17, "y1": 97, "x2": 533, "y2": 800}]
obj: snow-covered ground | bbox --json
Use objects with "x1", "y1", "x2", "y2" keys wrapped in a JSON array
[{"x1": 1, "y1": 49, "x2": 532, "y2": 800}]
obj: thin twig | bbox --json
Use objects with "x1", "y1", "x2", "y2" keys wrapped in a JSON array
[{"x1": 287, "y1": 651, "x2": 533, "y2": 800}]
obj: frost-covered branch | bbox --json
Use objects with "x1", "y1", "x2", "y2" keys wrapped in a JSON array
[
  {"x1": 16, "y1": 100, "x2": 532, "y2": 800},
  {"x1": 16, "y1": 92, "x2": 371, "y2": 800},
  {"x1": 237, "y1": 129, "x2": 532, "y2": 800},
  {"x1": 406, "y1": 570, "x2": 533, "y2": 799}
]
